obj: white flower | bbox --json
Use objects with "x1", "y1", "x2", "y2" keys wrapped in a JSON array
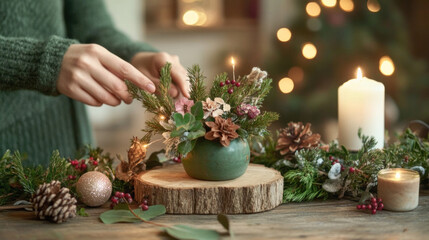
[
  {"x1": 202, "y1": 97, "x2": 230, "y2": 119},
  {"x1": 247, "y1": 67, "x2": 267, "y2": 86},
  {"x1": 328, "y1": 163, "x2": 342, "y2": 180}
]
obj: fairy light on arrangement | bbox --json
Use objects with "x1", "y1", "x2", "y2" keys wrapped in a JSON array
[
  {"x1": 278, "y1": 77, "x2": 294, "y2": 94},
  {"x1": 277, "y1": 28, "x2": 292, "y2": 42},
  {"x1": 302, "y1": 43, "x2": 317, "y2": 59}
]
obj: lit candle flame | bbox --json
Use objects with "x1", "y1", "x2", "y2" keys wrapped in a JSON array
[
  {"x1": 395, "y1": 171, "x2": 400, "y2": 179},
  {"x1": 231, "y1": 57, "x2": 235, "y2": 65},
  {"x1": 356, "y1": 67, "x2": 363, "y2": 80}
]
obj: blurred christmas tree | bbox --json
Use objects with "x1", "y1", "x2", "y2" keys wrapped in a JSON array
[{"x1": 264, "y1": 0, "x2": 429, "y2": 131}]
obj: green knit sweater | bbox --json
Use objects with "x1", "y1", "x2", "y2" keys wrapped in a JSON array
[{"x1": 0, "y1": 0, "x2": 156, "y2": 166}]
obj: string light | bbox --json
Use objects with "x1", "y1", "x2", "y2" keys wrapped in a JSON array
[
  {"x1": 276, "y1": 28, "x2": 292, "y2": 42},
  {"x1": 321, "y1": 0, "x2": 337, "y2": 8},
  {"x1": 182, "y1": 10, "x2": 207, "y2": 26},
  {"x1": 367, "y1": 0, "x2": 381, "y2": 13},
  {"x1": 306, "y1": 2, "x2": 321, "y2": 17},
  {"x1": 288, "y1": 67, "x2": 304, "y2": 84},
  {"x1": 339, "y1": 0, "x2": 354, "y2": 12},
  {"x1": 379, "y1": 56, "x2": 395, "y2": 76},
  {"x1": 279, "y1": 77, "x2": 294, "y2": 94},
  {"x1": 159, "y1": 115, "x2": 166, "y2": 120},
  {"x1": 302, "y1": 43, "x2": 317, "y2": 59}
]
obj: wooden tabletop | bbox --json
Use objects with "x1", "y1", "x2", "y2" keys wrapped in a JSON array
[{"x1": 1, "y1": 190, "x2": 428, "y2": 240}]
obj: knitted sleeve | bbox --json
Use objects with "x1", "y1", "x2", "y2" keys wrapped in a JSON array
[
  {"x1": 64, "y1": 0, "x2": 157, "y2": 62},
  {"x1": 0, "y1": 35, "x2": 78, "y2": 95}
]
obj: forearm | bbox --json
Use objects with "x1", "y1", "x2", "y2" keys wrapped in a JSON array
[{"x1": 0, "y1": 35, "x2": 77, "y2": 95}]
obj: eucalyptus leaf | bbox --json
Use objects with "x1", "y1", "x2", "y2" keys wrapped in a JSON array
[
  {"x1": 172, "y1": 113, "x2": 185, "y2": 126},
  {"x1": 171, "y1": 128, "x2": 186, "y2": 138},
  {"x1": 178, "y1": 140, "x2": 197, "y2": 156},
  {"x1": 187, "y1": 129, "x2": 206, "y2": 140},
  {"x1": 100, "y1": 205, "x2": 166, "y2": 224},
  {"x1": 191, "y1": 101, "x2": 204, "y2": 120},
  {"x1": 217, "y1": 214, "x2": 235, "y2": 239},
  {"x1": 163, "y1": 225, "x2": 219, "y2": 240}
]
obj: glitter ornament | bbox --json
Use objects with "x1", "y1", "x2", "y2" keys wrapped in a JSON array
[{"x1": 76, "y1": 171, "x2": 112, "y2": 207}]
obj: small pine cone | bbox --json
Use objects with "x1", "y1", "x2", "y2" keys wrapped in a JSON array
[
  {"x1": 30, "y1": 180, "x2": 77, "y2": 223},
  {"x1": 128, "y1": 137, "x2": 147, "y2": 169},
  {"x1": 276, "y1": 122, "x2": 321, "y2": 157}
]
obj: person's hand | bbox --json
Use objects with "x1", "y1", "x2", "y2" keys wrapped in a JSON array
[
  {"x1": 57, "y1": 44, "x2": 156, "y2": 106},
  {"x1": 130, "y1": 52, "x2": 190, "y2": 98}
]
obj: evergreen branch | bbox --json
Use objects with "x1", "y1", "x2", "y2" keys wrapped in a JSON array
[
  {"x1": 158, "y1": 63, "x2": 174, "y2": 116},
  {"x1": 126, "y1": 81, "x2": 163, "y2": 115},
  {"x1": 45, "y1": 150, "x2": 69, "y2": 183},
  {"x1": 239, "y1": 111, "x2": 279, "y2": 135},
  {"x1": 10, "y1": 151, "x2": 36, "y2": 195},
  {"x1": 209, "y1": 73, "x2": 228, "y2": 99},
  {"x1": 188, "y1": 65, "x2": 207, "y2": 102},
  {"x1": 142, "y1": 119, "x2": 167, "y2": 136}
]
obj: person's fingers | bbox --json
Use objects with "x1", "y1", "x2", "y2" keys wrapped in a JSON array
[
  {"x1": 90, "y1": 63, "x2": 133, "y2": 104},
  {"x1": 78, "y1": 73, "x2": 121, "y2": 106},
  {"x1": 96, "y1": 47, "x2": 156, "y2": 93},
  {"x1": 168, "y1": 84, "x2": 179, "y2": 98},
  {"x1": 72, "y1": 88, "x2": 102, "y2": 106}
]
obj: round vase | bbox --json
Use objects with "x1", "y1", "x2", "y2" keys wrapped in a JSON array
[{"x1": 182, "y1": 138, "x2": 250, "y2": 181}]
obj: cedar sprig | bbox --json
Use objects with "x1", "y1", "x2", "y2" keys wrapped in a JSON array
[{"x1": 188, "y1": 64, "x2": 207, "y2": 102}]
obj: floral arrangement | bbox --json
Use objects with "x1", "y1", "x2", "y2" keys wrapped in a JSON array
[
  {"x1": 127, "y1": 63, "x2": 279, "y2": 158},
  {"x1": 252, "y1": 122, "x2": 429, "y2": 203}
]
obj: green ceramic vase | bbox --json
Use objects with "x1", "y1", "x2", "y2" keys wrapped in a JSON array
[{"x1": 182, "y1": 138, "x2": 250, "y2": 181}]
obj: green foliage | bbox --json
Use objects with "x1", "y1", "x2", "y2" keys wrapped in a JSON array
[
  {"x1": 100, "y1": 205, "x2": 166, "y2": 224},
  {"x1": 253, "y1": 127, "x2": 429, "y2": 202},
  {"x1": 209, "y1": 73, "x2": 228, "y2": 99},
  {"x1": 188, "y1": 65, "x2": 208, "y2": 102},
  {"x1": 78, "y1": 207, "x2": 89, "y2": 217},
  {"x1": 163, "y1": 225, "x2": 219, "y2": 240},
  {"x1": 239, "y1": 111, "x2": 279, "y2": 136}
]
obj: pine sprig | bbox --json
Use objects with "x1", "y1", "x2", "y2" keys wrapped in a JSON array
[
  {"x1": 239, "y1": 111, "x2": 279, "y2": 135},
  {"x1": 45, "y1": 150, "x2": 69, "y2": 183},
  {"x1": 209, "y1": 73, "x2": 228, "y2": 99},
  {"x1": 142, "y1": 118, "x2": 167, "y2": 138},
  {"x1": 158, "y1": 63, "x2": 174, "y2": 116},
  {"x1": 188, "y1": 65, "x2": 207, "y2": 102},
  {"x1": 10, "y1": 151, "x2": 39, "y2": 195}
]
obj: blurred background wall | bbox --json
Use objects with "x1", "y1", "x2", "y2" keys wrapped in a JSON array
[{"x1": 89, "y1": 0, "x2": 429, "y2": 157}]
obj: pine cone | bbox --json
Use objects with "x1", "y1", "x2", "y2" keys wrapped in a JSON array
[
  {"x1": 205, "y1": 117, "x2": 240, "y2": 147},
  {"x1": 276, "y1": 122, "x2": 321, "y2": 157},
  {"x1": 30, "y1": 180, "x2": 77, "y2": 223},
  {"x1": 128, "y1": 136, "x2": 147, "y2": 170}
]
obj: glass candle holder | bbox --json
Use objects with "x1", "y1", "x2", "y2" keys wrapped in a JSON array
[{"x1": 377, "y1": 168, "x2": 420, "y2": 211}]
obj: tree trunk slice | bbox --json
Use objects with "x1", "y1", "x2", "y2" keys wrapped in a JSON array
[{"x1": 134, "y1": 163, "x2": 284, "y2": 214}]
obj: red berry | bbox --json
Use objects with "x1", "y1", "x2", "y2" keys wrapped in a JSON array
[
  {"x1": 115, "y1": 191, "x2": 124, "y2": 198},
  {"x1": 378, "y1": 203, "x2": 384, "y2": 210},
  {"x1": 371, "y1": 209, "x2": 377, "y2": 214},
  {"x1": 404, "y1": 155, "x2": 409, "y2": 162},
  {"x1": 231, "y1": 80, "x2": 236, "y2": 85},
  {"x1": 349, "y1": 167, "x2": 355, "y2": 173},
  {"x1": 341, "y1": 165, "x2": 345, "y2": 171},
  {"x1": 124, "y1": 193, "x2": 131, "y2": 199},
  {"x1": 329, "y1": 156, "x2": 334, "y2": 161},
  {"x1": 235, "y1": 82, "x2": 241, "y2": 87},
  {"x1": 220, "y1": 82, "x2": 225, "y2": 87},
  {"x1": 92, "y1": 160, "x2": 98, "y2": 166},
  {"x1": 367, "y1": 204, "x2": 372, "y2": 210},
  {"x1": 89, "y1": 157, "x2": 94, "y2": 161},
  {"x1": 68, "y1": 175, "x2": 75, "y2": 180},
  {"x1": 225, "y1": 80, "x2": 231, "y2": 85},
  {"x1": 143, "y1": 199, "x2": 148, "y2": 205},
  {"x1": 356, "y1": 205, "x2": 362, "y2": 210},
  {"x1": 80, "y1": 163, "x2": 87, "y2": 170},
  {"x1": 372, "y1": 203, "x2": 378, "y2": 209},
  {"x1": 111, "y1": 197, "x2": 119, "y2": 204},
  {"x1": 371, "y1": 198, "x2": 377, "y2": 204},
  {"x1": 228, "y1": 88, "x2": 234, "y2": 94},
  {"x1": 377, "y1": 198, "x2": 382, "y2": 203},
  {"x1": 361, "y1": 205, "x2": 366, "y2": 210},
  {"x1": 142, "y1": 205, "x2": 149, "y2": 211},
  {"x1": 70, "y1": 160, "x2": 79, "y2": 166}
]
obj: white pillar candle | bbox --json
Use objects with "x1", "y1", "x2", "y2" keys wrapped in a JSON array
[
  {"x1": 377, "y1": 168, "x2": 420, "y2": 211},
  {"x1": 338, "y1": 68, "x2": 385, "y2": 151}
]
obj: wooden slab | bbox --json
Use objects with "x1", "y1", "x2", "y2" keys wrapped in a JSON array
[{"x1": 134, "y1": 163, "x2": 284, "y2": 214}]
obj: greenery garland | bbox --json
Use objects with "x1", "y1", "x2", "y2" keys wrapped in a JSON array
[{"x1": 252, "y1": 126, "x2": 429, "y2": 203}]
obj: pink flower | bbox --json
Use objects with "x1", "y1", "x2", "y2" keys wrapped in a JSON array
[{"x1": 175, "y1": 98, "x2": 194, "y2": 115}]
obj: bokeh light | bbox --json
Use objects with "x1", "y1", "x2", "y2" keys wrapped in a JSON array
[
  {"x1": 339, "y1": 0, "x2": 354, "y2": 12},
  {"x1": 277, "y1": 28, "x2": 292, "y2": 42},
  {"x1": 302, "y1": 43, "x2": 317, "y2": 59},
  {"x1": 379, "y1": 56, "x2": 395, "y2": 76},
  {"x1": 288, "y1": 67, "x2": 304, "y2": 84},
  {"x1": 367, "y1": 0, "x2": 381, "y2": 12},
  {"x1": 321, "y1": 0, "x2": 337, "y2": 8},
  {"x1": 279, "y1": 77, "x2": 295, "y2": 94},
  {"x1": 306, "y1": 2, "x2": 321, "y2": 17},
  {"x1": 182, "y1": 10, "x2": 207, "y2": 26}
]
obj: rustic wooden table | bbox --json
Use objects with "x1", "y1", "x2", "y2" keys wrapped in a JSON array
[{"x1": 1, "y1": 190, "x2": 428, "y2": 240}]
